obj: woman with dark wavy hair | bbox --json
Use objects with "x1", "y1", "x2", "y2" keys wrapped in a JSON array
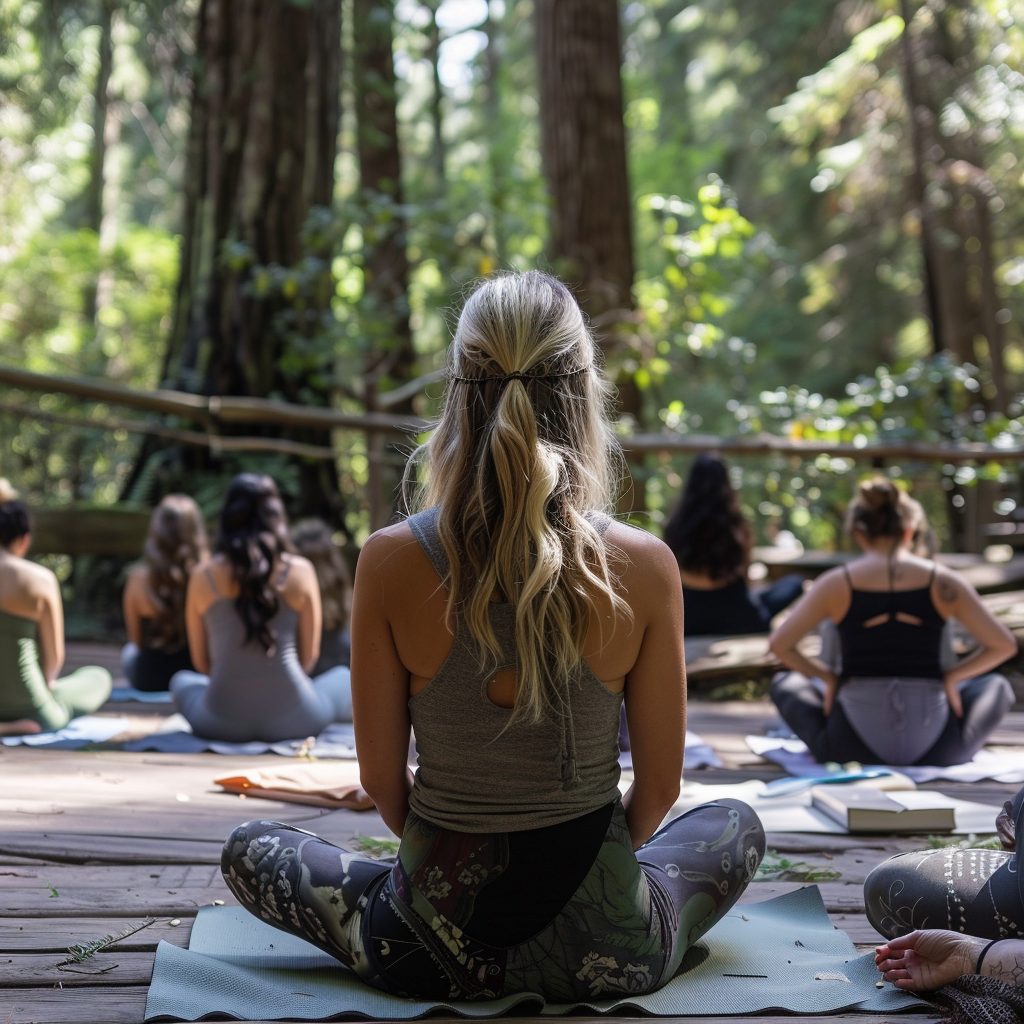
[
  {"x1": 662, "y1": 453, "x2": 802, "y2": 636},
  {"x1": 169, "y1": 474, "x2": 351, "y2": 741},
  {"x1": 220, "y1": 272, "x2": 763, "y2": 1001},
  {"x1": 121, "y1": 494, "x2": 209, "y2": 691},
  {"x1": 0, "y1": 479, "x2": 111, "y2": 735}
]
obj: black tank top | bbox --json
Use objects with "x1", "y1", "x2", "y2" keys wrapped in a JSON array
[{"x1": 836, "y1": 565, "x2": 945, "y2": 679}]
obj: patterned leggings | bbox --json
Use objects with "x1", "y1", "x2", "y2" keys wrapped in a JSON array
[
  {"x1": 221, "y1": 799, "x2": 765, "y2": 1001},
  {"x1": 864, "y1": 785, "x2": 1024, "y2": 941}
]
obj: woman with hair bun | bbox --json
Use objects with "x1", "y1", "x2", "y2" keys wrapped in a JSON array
[
  {"x1": 121, "y1": 494, "x2": 209, "y2": 691},
  {"x1": 769, "y1": 476, "x2": 1017, "y2": 766},
  {"x1": 662, "y1": 453, "x2": 803, "y2": 636},
  {"x1": 170, "y1": 474, "x2": 352, "y2": 741},
  {"x1": 0, "y1": 480, "x2": 112, "y2": 735},
  {"x1": 220, "y1": 271, "x2": 763, "y2": 1001}
]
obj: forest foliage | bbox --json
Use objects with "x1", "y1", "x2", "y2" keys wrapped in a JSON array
[{"x1": 1, "y1": 0, "x2": 1022, "y2": 582}]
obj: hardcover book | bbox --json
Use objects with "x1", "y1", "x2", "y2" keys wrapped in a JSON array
[{"x1": 810, "y1": 786, "x2": 956, "y2": 833}]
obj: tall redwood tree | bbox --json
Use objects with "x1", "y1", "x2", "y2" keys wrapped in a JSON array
[{"x1": 160, "y1": 0, "x2": 343, "y2": 518}]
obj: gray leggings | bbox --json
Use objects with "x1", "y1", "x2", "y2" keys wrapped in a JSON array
[
  {"x1": 170, "y1": 665, "x2": 352, "y2": 742},
  {"x1": 770, "y1": 671, "x2": 1013, "y2": 766}
]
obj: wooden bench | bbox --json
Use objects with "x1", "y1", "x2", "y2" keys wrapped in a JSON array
[
  {"x1": 753, "y1": 547, "x2": 1024, "y2": 594},
  {"x1": 27, "y1": 505, "x2": 151, "y2": 558}
]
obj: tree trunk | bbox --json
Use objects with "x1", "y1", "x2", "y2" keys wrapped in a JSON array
[
  {"x1": 534, "y1": 0, "x2": 640, "y2": 473},
  {"x1": 156, "y1": 0, "x2": 344, "y2": 521},
  {"x1": 352, "y1": 0, "x2": 414, "y2": 528},
  {"x1": 534, "y1": 0, "x2": 635, "y2": 327}
]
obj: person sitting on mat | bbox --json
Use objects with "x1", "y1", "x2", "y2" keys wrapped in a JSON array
[
  {"x1": 121, "y1": 494, "x2": 209, "y2": 692},
  {"x1": 0, "y1": 480, "x2": 112, "y2": 736},
  {"x1": 662, "y1": 453, "x2": 803, "y2": 636},
  {"x1": 220, "y1": 270, "x2": 765, "y2": 1001},
  {"x1": 169, "y1": 473, "x2": 352, "y2": 742},
  {"x1": 869, "y1": 784, "x2": 1024, "y2": 983},
  {"x1": 769, "y1": 476, "x2": 1016, "y2": 767},
  {"x1": 289, "y1": 517, "x2": 351, "y2": 674}
]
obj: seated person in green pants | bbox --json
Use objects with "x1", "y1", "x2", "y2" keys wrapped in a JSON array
[{"x1": 0, "y1": 481, "x2": 112, "y2": 736}]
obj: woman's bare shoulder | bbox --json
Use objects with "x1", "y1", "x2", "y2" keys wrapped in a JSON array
[
  {"x1": 603, "y1": 520, "x2": 679, "y2": 581},
  {"x1": 356, "y1": 521, "x2": 421, "y2": 571}
]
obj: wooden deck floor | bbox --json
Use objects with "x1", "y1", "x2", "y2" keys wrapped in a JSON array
[{"x1": 5, "y1": 656, "x2": 1022, "y2": 1022}]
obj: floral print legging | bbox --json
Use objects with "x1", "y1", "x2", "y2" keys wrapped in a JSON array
[{"x1": 221, "y1": 798, "x2": 764, "y2": 1002}]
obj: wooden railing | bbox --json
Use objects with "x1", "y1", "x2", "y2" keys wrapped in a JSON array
[{"x1": 3, "y1": 362, "x2": 1023, "y2": 546}]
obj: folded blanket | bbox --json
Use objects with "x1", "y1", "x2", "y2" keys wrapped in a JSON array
[{"x1": 214, "y1": 765, "x2": 374, "y2": 811}]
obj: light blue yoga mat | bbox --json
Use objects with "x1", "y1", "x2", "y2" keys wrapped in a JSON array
[
  {"x1": 144, "y1": 886, "x2": 922, "y2": 1020},
  {"x1": 0, "y1": 715, "x2": 130, "y2": 748}
]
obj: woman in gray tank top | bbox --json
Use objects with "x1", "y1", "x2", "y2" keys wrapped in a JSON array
[
  {"x1": 221, "y1": 272, "x2": 764, "y2": 1001},
  {"x1": 169, "y1": 475, "x2": 352, "y2": 742}
]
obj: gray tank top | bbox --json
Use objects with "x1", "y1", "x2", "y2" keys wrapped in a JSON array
[
  {"x1": 201, "y1": 569, "x2": 316, "y2": 718},
  {"x1": 406, "y1": 506, "x2": 623, "y2": 833}
]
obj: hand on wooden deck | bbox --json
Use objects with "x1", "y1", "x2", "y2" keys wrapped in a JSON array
[{"x1": 875, "y1": 930, "x2": 988, "y2": 990}]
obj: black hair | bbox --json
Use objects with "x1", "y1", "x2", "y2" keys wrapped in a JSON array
[
  {"x1": 661, "y1": 453, "x2": 752, "y2": 582},
  {"x1": 215, "y1": 474, "x2": 293, "y2": 653},
  {"x1": 0, "y1": 500, "x2": 31, "y2": 549}
]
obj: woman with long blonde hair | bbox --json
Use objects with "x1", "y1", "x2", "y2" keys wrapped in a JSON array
[{"x1": 221, "y1": 272, "x2": 763, "y2": 1000}]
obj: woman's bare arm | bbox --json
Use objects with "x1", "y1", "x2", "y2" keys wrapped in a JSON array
[
  {"x1": 932, "y1": 567, "x2": 1018, "y2": 716},
  {"x1": 618, "y1": 530, "x2": 686, "y2": 848},
  {"x1": 288, "y1": 556, "x2": 323, "y2": 674},
  {"x1": 768, "y1": 569, "x2": 848, "y2": 713},
  {"x1": 183, "y1": 566, "x2": 212, "y2": 676},
  {"x1": 122, "y1": 568, "x2": 146, "y2": 647},
  {"x1": 34, "y1": 568, "x2": 65, "y2": 684},
  {"x1": 350, "y1": 530, "x2": 414, "y2": 838}
]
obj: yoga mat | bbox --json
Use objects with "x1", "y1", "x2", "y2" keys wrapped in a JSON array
[
  {"x1": 671, "y1": 779, "x2": 1002, "y2": 835},
  {"x1": 144, "y1": 887, "x2": 920, "y2": 1020},
  {"x1": 109, "y1": 687, "x2": 175, "y2": 703},
  {"x1": 124, "y1": 721, "x2": 358, "y2": 758},
  {"x1": 747, "y1": 734, "x2": 1024, "y2": 784},
  {"x1": 619, "y1": 730, "x2": 723, "y2": 771},
  {"x1": 1, "y1": 715, "x2": 131, "y2": 747}
]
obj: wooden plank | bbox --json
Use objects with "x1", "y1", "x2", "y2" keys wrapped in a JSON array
[
  {"x1": 2, "y1": 887, "x2": 237, "y2": 918},
  {"x1": 0, "y1": 832, "x2": 225, "y2": 865},
  {"x1": 1, "y1": 986, "x2": 151, "y2": 1023},
  {"x1": 0, "y1": 952, "x2": 153, "y2": 987},
  {"x1": 0, "y1": 864, "x2": 216, "y2": 889},
  {"x1": 0, "y1": 917, "x2": 192, "y2": 953}
]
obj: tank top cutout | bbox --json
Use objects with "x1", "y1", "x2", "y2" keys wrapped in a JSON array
[{"x1": 836, "y1": 563, "x2": 945, "y2": 680}]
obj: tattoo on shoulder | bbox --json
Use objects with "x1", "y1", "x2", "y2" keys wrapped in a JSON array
[{"x1": 937, "y1": 576, "x2": 958, "y2": 603}]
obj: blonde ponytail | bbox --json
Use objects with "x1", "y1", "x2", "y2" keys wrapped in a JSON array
[{"x1": 407, "y1": 271, "x2": 630, "y2": 724}]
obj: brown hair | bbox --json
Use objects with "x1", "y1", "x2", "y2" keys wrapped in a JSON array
[
  {"x1": 844, "y1": 477, "x2": 920, "y2": 544},
  {"x1": 144, "y1": 494, "x2": 209, "y2": 650},
  {"x1": 290, "y1": 519, "x2": 351, "y2": 632}
]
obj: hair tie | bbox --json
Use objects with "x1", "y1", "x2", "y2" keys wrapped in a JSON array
[
  {"x1": 976, "y1": 938, "x2": 1003, "y2": 975},
  {"x1": 449, "y1": 368, "x2": 585, "y2": 387}
]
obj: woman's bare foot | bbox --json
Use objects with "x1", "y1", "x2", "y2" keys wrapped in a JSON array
[{"x1": 0, "y1": 718, "x2": 43, "y2": 737}]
